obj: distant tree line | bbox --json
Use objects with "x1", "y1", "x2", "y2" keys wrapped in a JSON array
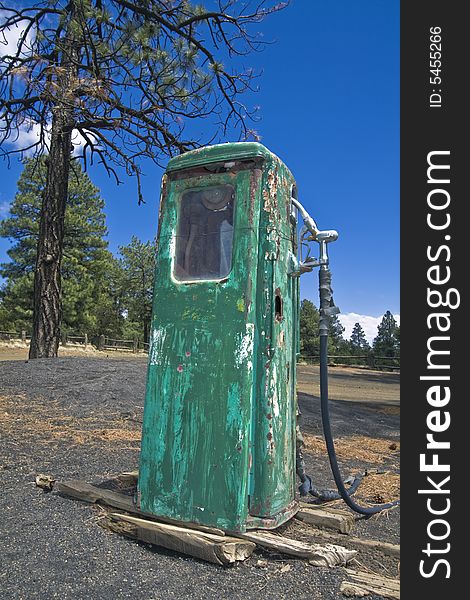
[
  {"x1": 1, "y1": 159, "x2": 400, "y2": 356},
  {"x1": 299, "y1": 299, "x2": 400, "y2": 364},
  {"x1": 0, "y1": 158, "x2": 154, "y2": 343}
]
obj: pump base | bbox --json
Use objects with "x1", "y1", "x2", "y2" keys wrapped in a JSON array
[{"x1": 245, "y1": 499, "x2": 299, "y2": 531}]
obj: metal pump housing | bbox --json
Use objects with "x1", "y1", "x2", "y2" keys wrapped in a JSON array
[{"x1": 138, "y1": 142, "x2": 301, "y2": 532}]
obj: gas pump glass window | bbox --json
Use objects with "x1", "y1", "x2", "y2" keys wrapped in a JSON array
[{"x1": 174, "y1": 184, "x2": 235, "y2": 281}]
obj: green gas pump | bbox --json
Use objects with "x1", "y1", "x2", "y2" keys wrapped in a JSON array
[{"x1": 138, "y1": 142, "x2": 303, "y2": 532}]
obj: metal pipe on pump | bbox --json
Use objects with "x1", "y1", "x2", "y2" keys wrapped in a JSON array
[{"x1": 291, "y1": 196, "x2": 400, "y2": 515}]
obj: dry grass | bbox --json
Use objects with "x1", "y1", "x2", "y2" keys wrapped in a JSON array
[
  {"x1": 301, "y1": 432, "x2": 400, "y2": 504},
  {"x1": 0, "y1": 394, "x2": 141, "y2": 447},
  {"x1": 302, "y1": 433, "x2": 400, "y2": 464},
  {"x1": 363, "y1": 405, "x2": 400, "y2": 416},
  {"x1": 0, "y1": 342, "x2": 148, "y2": 362},
  {"x1": 356, "y1": 472, "x2": 400, "y2": 504}
]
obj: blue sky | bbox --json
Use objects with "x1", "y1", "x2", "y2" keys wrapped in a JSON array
[{"x1": 0, "y1": 1, "x2": 399, "y2": 341}]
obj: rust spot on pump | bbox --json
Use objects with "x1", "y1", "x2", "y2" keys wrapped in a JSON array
[
  {"x1": 249, "y1": 168, "x2": 262, "y2": 225},
  {"x1": 274, "y1": 288, "x2": 283, "y2": 323}
]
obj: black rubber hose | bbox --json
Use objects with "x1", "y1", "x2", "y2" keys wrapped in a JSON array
[
  {"x1": 318, "y1": 266, "x2": 400, "y2": 516},
  {"x1": 301, "y1": 472, "x2": 364, "y2": 501}
]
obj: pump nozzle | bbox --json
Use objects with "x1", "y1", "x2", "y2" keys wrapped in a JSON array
[
  {"x1": 291, "y1": 197, "x2": 319, "y2": 238},
  {"x1": 316, "y1": 230, "x2": 338, "y2": 243},
  {"x1": 291, "y1": 198, "x2": 338, "y2": 244},
  {"x1": 291, "y1": 197, "x2": 339, "y2": 272}
]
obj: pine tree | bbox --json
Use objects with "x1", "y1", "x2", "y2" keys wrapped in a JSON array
[
  {"x1": 350, "y1": 322, "x2": 370, "y2": 354},
  {"x1": 0, "y1": 157, "x2": 113, "y2": 335},
  {"x1": 118, "y1": 236, "x2": 155, "y2": 343},
  {"x1": 92, "y1": 256, "x2": 127, "y2": 339},
  {"x1": 373, "y1": 311, "x2": 399, "y2": 357},
  {"x1": 299, "y1": 299, "x2": 347, "y2": 358},
  {"x1": 299, "y1": 299, "x2": 320, "y2": 357},
  {"x1": 1, "y1": 1, "x2": 285, "y2": 358},
  {"x1": 328, "y1": 313, "x2": 346, "y2": 354}
]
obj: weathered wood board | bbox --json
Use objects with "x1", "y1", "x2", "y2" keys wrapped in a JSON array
[
  {"x1": 236, "y1": 530, "x2": 357, "y2": 567},
  {"x1": 296, "y1": 503, "x2": 355, "y2": 534},
  {"x1": 56, "y1": 478, "x2": 398, "y2": 570},
  {"x1": 57, "y1": 480, "x2": 135, "y2": 511},
  {"x1": 56, "y1": 480, "x2": 225, "y2": 536},
  {"x1": 340, "y1": 569, "x2": 400, "y2": 599},
  {"x1": 300, "y1": 526, "x2": 400, "y2": 558},
  {"x1": 110, "y1": 513, "x2": 255, "y2": 566}
]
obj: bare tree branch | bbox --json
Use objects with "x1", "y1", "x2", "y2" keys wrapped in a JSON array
[{"x1": 1, "y1": 1, "x2": 285, "y2": 199}]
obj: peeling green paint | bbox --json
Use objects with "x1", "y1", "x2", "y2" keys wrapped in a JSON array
[{"x1": 139, "y1": 143, "x2": 299, "y2": 532}]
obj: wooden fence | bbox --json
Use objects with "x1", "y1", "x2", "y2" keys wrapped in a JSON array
[
  {"x1": 96, "y1": 335, "x2": 142, "y2": 353},
  {"x1": 0, "y1": 330, "x2": 29, "y2": 342},
  {"x1": 64, "y1": 334, "x2": 148, "y2": 353},
  {"x1": 299, "y1": 354, "x2": 400, "y2": 371},
  {"x1": 1, "y1": 331, "x2": 399, "y2": 370},
  {"x1": 0, "y1": 331, "x2": 147, "y2": 354}
]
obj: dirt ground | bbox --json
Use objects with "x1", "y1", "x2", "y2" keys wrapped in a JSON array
[
  {"x1": 0, "y1": 341, "x2": 149, "y2": 362},
  {"x1": 0, "y1": 350, "x2": 399, "y2": 599}
]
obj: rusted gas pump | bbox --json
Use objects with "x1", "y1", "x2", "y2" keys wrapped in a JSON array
[
  {"x1": 138, "y1": 142, "x2": 303, "y2": 532},
  {"x1": 138, "y1": 142, "x2": 399, "y2": 530}
]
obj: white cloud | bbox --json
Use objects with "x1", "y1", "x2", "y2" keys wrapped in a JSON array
[
  {"x1": 0, "y1": 9, "x2": 35, "y2": 65},
  {"x1": 1, "y1": 12, "x2": 100, "y2": 159},
  {"x1": 70, "y1": 128, "x2": 100, "y2": 156},
  {"x1": 10, "y1": 119, "x2": 49, "y2": 154},
  {"x1": 2, "y1": 118, "x2": 98, "y2": 157},
  {"x1": 0, "y1": 199, "x2": 11, "y2": 218},
  {"x1": 0, "y1": 11, "x2": 23, "y2": 58},
  {"x1": 339, "y1": 312, "x2": 400, "y2": 344}
]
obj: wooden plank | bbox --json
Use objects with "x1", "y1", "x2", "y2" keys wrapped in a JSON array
[
  {"x1": 110, "y1": 513, "x2": 255, "y2": 566},
  {"x1": 296, "y1": 504, "x2": 355, "y2": 534},
  {"x1": 56, "y1": 480, "x2": 135, "y2": 512},
  {"x1": 113, "y1": 471, "x2": 139, "y2": 489},
  {"x1": 236, "y1": 530, "x2": 356, "y2": 567},
  {"x1": 343, "y1": 537, "x2": 399, "y2": 558},
  {"x1": 56, "y1": 480, "x2": 225, "y2": 536},
  {"x1": 105, "y1": 516, "x2": 138, "y2": 540},
  {"x1": 298, "y1": 526, "x2": 400, "y2": 558},
  {"x1": 116, "y1": 470, "x2": 139, "y2": 487},
  {"x1": 340, "y1": 569, "x2": 400, "y2": 599}
]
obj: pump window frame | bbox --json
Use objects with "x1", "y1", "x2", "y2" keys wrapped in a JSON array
[{"x1": 173, "y1": 182, "x2": 236, "y2": 283}]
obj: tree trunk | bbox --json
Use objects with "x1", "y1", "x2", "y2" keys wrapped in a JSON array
[
  {"x1": 29, "y1": 11, "x2": 78, "y2": 359},
  {"x1": 29, "y1": 109, "x2": 73, "y2": 359},
  {"x1": 144, "y1": 316, "x2": 151, "y2": 344}
]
